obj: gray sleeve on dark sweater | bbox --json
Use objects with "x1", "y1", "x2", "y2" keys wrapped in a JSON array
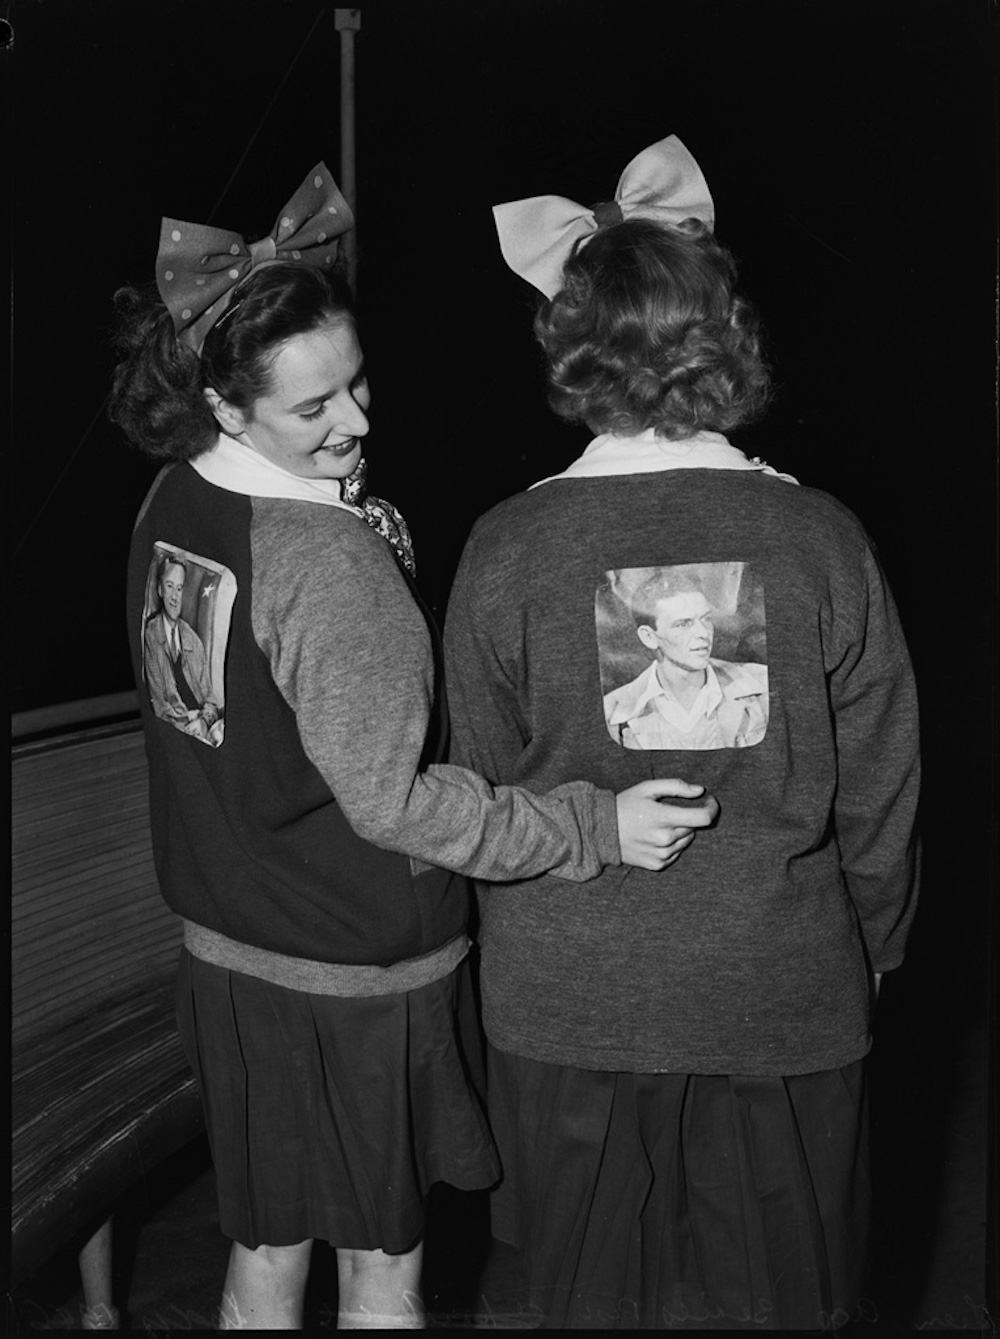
[
  {"x1": 829, "y1": 541, "x2": 920, "y2": 971},
  {"x1": 250, "y1": 502, "x2": 620, "y2": 882},
  {"x1": 443, "y1": 524, "x2": 527, "y2": 783}
]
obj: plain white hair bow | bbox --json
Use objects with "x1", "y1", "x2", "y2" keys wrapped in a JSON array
[{"x1": 493, "y1": 134, "x2": 715, "y2": 298}]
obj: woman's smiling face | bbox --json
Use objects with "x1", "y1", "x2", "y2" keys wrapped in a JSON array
[{"x1": 234, "y1": 318, "x2": 370, "y2": 480}]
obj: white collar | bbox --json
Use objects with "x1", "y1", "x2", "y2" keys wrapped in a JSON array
[
  {"x1": 530, "y1": 429, "x2": 797, "y2": 488},
  {"x1": 190, "y1": 433, "x2": 365, "y2": 514},
  {"x1": 625, "y1": 660, "x2": 723, "y2": 719}
]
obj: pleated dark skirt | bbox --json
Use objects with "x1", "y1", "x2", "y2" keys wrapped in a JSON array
[
  {"x1": 175, "y1": 948, "x2": 500, "y2": 1253},
  {"x1": 488, "y1": 1044, "x2": 870, "y2": 1330}
]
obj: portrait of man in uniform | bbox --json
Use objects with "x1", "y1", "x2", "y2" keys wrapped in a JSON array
[{"x1": 141, "y1": 545, "x2": 235, "y2": 747}]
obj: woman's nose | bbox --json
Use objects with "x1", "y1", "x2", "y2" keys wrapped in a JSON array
[{"x1": 332, "y1": 391, "x2": 369, "y2": 437}]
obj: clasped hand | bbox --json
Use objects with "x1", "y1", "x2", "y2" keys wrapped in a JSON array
[{"x1": 616, "y1": 779, "x2": 719, "y2": 871}]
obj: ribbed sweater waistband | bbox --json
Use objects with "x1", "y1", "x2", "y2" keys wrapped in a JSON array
[{"x1": 182, "y1": 921, "x2": 469, "y2": 997}]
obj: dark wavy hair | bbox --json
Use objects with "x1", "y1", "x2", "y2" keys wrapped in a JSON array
[
  {"x1": 629, "y1": 568, "x2": 707, "y2": 630},
  {"x1": 532, "y1": 217, "x2": 770, "y2": 440},
  {"x1": 109, "y1": 263, "x2": 356, "y2": 461}
]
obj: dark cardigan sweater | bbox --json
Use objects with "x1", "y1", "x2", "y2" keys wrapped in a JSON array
[{"x1": 126, "y1": 455, "x2": 620, "y2": 972}]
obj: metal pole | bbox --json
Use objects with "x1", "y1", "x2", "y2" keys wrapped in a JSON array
[{"x1": 335, "y1": 9, "x2": 361, "y2": 293}]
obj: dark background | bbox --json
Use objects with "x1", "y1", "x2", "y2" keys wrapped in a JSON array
[
  {"x1": 9, "y1": 1, "x2": 995, "y2": 711},
  {"x1": 8, "y1": 0, "x2": 997, "y2": 1321}
]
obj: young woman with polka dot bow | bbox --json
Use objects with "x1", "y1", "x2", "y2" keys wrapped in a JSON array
[{"x1": 109, "y1": 164, "x2": 718, "y2": 1330}]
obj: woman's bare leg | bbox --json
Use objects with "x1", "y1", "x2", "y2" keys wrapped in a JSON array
[
  {"x1": 219, "y1": 1238, "x2": 313, "y2": 1330},
  {"x1": 335, "y1": 1241, "x2": 425, "y2": 1329},
  {"x1": 79, "y1": 1217, "x2": 119, "y2": 1329}
]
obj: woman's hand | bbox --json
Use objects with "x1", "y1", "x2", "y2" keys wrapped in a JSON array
[{"x1": 616, "y1": 779, "x2": 719, "y2": 871}]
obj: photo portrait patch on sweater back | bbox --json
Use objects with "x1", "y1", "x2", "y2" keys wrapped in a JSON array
[
  {"x1": 140, "y1": 541, "x2": 236, "y2": 748},
  {"x1": 597, "y1": 561, "x2": 768, "y2": 750}
]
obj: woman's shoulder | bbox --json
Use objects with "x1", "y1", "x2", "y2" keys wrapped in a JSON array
[
  {"x1": 251, "y1": 497, "x2": 403, "y2": 589},
  {"x1": 467, "y1": 480, "x2": 577, "y2": 550},
  {"x1": 252, "y1": 495, "x2": 372, "y2": 545},
  {"x1": 772, "y1": 477, "x2": 877, "y2": 551}
]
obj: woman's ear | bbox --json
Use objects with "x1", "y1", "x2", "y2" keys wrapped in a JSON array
[{"x1": 203, "y1": 386, "x2": 248, "y2": 437}]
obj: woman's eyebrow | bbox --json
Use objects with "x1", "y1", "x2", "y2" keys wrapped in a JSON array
[
  {"x1": 288, "y1": 361, "x2": 365, "y2": 411},
  {"x1": 289, "y1": 391, "x2": 330, "y2": 411}
]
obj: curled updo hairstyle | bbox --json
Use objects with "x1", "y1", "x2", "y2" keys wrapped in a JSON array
[
  {"x1": 533, "y1": 217, "x2": 770, "y2": 439},
  {"x1": 109, "y1": 263, "x2": 356, "y2": 461}
]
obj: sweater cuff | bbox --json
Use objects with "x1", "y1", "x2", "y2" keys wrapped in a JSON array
[{"x1": 593, "y1": 788, "x2": 622, "y2": 867}]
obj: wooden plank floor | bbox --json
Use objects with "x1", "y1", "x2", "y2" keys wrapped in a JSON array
[{"x1": 8, "y1": 1001, "x2": 989, "y2": 1332}]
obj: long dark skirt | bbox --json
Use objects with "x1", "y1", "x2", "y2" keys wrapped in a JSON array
[
  {"x1": 488, "y1": 1044, "x2": 870, "y2": 1330},
  {"x1": 176, "y1": 949, "x2": 500, "y2": 1253}
]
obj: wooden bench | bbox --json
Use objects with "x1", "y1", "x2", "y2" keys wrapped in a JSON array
[{"x1": 11, "y1": 712, "x2": 204, "y2": 1310}]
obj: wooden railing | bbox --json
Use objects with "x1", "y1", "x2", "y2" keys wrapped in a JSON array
[
  {"x1": 11, "y1": 690, "x2": 141, "y2": 742},
  {"x1": 11, "y1": 713, "x2": 203, "y2": 1288}
]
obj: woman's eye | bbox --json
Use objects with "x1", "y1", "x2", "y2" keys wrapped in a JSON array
[{"x1": 301, "y1": 404, "x2": 326, "y2": 421}]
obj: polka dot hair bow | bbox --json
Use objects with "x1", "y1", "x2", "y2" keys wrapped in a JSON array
[
  {"x1": 493, "y1": 134, "x2": 714, "y2": 299},
  {"x1": 156, "y1": 163, "x2": 353, "y2": 353}
]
